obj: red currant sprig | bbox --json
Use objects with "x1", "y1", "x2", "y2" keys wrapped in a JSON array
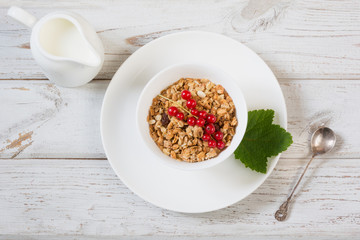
[
  {"x1": 180, "y1": 90, "x2": 224, "y2": 149},
  {"x1": 160, "y1": 90, "x2": 225, "y2": 150}
]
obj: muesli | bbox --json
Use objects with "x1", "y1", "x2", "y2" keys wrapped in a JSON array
[{"x1": 147, "y1": 78, "x2": 237, "y2": 162}]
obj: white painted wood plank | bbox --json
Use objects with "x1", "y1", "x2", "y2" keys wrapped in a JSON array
[
  {"x1": 0, "y1": 80, "x2": 359, "y2": 159},
  {"x1": 1, "y1": 0, "x2": 360, "y2": 80},
  {"x1": 0, "y1": 236, "x2": 358, "y2": 240},
  {"x1": 0, "y1": 81, "x2": 107, "y2": 159},
  {"x1": 0, "y1": 158, "x2": 359, "y2": 237}
]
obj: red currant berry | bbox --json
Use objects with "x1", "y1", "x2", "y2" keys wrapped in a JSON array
[
  {"x1": 196, "y1": 118, "x2": 205, "y2": 127},
  {"x1": 208, "y1": 139, "x2": 217, "y2": 148},
  {"x1": 205, "y1": 124, "x2": 215, "y2": 134},
  {"x1": 217, "y1": 140, "x2": 225, "y2": 149},
  {"x1": 187, "y1": 117, "x2": 196, "y2": 126},
  {"x1": 176, "y1": 112, "x2": 184, "y2": 121},
  {"x1": 202, "y1": 134, "x2": 211, "y2": 141},
  {"x1": 206, "y1": 114, "x2": 216, "y2": 123},
  {"x1": 181, "y1": 90, "x2": 192, "y2": 100},
  {"x1": 198, "y1": 110, "x2": 207, "y2": 119},
  {"x1": 214, "y1": 131, "x2": 223, "y2": 141},
  {"x1": 186, "y1": 99, "x2": 197, "y2": 109},
  {"x1": 168, "y1": 106, "x2": 178, "y2": 116},
  {"x1": 191, "y1": 109, "x2": 199, "y2": 116}
]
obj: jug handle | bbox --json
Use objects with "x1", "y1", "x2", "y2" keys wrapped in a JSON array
[{"x1": 7, "y1": 6, "x2": 37, "y2": 28}]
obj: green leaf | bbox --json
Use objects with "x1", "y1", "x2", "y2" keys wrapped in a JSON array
[{"x1": 234, "y1": 109, "x2": 293, "y2": 173}]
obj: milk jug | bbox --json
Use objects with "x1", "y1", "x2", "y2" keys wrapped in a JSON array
[{"x1": 8, "y1": 6, "x2": 104, "y2": 87}]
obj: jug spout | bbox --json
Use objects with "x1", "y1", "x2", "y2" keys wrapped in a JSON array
[{"x1": 8, "y1": 6, "x2": 37, "y2": 28}]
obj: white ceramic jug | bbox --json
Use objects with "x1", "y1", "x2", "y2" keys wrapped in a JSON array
[{"x1": 8, "y1": 6, "x2": 104, "y2": 87}]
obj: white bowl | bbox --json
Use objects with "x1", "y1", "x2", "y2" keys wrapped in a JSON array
[{"x1": 136, "y1": 63, "x2": 247, "y2": 171}]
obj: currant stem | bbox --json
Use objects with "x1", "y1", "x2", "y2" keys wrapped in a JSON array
[{"x1": 158, "y1": 94, "x2": 198, "y2": 119}]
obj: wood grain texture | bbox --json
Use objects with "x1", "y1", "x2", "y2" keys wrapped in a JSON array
[
  {"x1": 1, "y1": 0, "x2": 360, "y2": 238},
  {"x1": 1, "y1": 0, "x2": 360, "y2": 80},
  {"x1": 0, "y1": 159, "x2": 359, "y2": 237},
  {"x1": 0, "y1": 80, "x2": 359, "y2": 159}
]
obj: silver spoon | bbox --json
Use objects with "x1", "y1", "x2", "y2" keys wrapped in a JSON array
[{"x1": 275, "y1": 126, "x2": 336, "y2": 221}]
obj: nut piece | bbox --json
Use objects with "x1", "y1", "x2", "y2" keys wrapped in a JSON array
[
  {"x1": 193, "y1": 126, "x2": 204, "y2": 138},
  {"x1": 197, "y1": 90, "x2": 206, "y2": 98},
  {"x1": 206, "y1": 148, "x2": 218, "y2": 159}
]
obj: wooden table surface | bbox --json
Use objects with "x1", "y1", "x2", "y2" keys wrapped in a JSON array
[{"x1": 1, "y1": 0, "x2": 360, "y2": 239}]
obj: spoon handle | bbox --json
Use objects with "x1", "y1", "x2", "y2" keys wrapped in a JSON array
[{"x1": 275, "y1": 154, "x2": 316, "y2": 221}]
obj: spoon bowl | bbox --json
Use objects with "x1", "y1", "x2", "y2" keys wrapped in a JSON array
[{"x1": 311, "y1": 127, "x2": 336, "y2": 155}]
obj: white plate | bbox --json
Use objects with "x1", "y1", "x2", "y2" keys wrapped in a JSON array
[{"x1": 101, "y1": 31, "x2": 287, "y2": 213}]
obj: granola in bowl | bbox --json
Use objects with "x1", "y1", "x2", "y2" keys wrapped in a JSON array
[{"x1": 147, "y1": 77, "x2": 238, "y2": 162}]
